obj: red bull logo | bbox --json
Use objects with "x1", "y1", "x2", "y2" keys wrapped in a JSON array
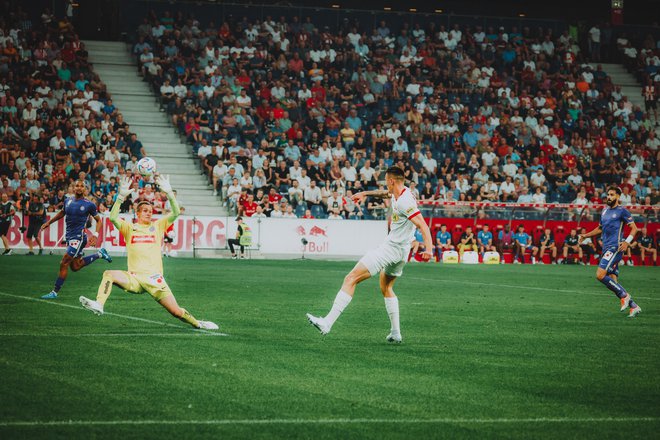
[
  {"x1": 309, "y1": 225, "x2": 327, "y2": 237},
  {"x1": 296, "y1": 225, "x2": 306, "y2": 236}
]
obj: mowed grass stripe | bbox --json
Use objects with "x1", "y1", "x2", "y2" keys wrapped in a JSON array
[{"x1": 1, "y1": 416, "x2": 659, "y2": 427}]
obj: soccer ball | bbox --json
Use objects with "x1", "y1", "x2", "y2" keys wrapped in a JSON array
[{"x1": 136, "y1": 157, "x2": 157, "y2": 177}]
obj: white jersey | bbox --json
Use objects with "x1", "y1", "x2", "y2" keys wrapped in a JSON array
[{"x1": 386, "y1": 187, "x2": 421, "y2": 245}]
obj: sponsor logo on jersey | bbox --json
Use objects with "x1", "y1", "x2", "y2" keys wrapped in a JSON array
[{"x1": 131, "y1": 235, "x2": 156, "y2": 244}]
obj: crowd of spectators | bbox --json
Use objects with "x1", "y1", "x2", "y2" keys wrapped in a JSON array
[
  {"x1": 134, "y1": 11, "x2": 659, "y2": 221},
  {"x1": 0, "y1": 5, "x2": 174, "y2": 231}
]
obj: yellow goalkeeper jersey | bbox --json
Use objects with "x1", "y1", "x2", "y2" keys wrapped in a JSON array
[{"x1": 117, "y1": 217, "x2": 169, "y2": 275}]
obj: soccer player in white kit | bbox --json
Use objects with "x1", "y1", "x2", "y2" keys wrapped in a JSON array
[{"x1": 306, "y1": 166, "x2": 434, "y2": 342}]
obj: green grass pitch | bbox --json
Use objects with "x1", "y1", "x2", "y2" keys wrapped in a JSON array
[{"x1": 0, "y1": 256, "x2": 658, "y2": 439}]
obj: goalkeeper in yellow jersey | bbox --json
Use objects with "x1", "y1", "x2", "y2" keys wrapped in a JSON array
[{"x1": 79, "y1": 175, "x2": 219, "y2": 330}]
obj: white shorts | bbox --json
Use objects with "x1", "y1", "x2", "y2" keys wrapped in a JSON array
[{"x1": 359, "y1": 241, "x2": 410, "y2": 277}]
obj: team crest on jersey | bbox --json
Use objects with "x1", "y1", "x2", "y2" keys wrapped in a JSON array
[
  {"x1": 149, "y1": 226, "x2": 155, "y2": 232},
  {"x1": 392, "y1": 213, "x2": 399, "y2": 222},
  {"x1": 80, "y1": 206, "x2": 85, "y2": 211}
]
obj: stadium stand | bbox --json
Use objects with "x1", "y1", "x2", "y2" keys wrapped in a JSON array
[
  {"x1": 132, "y1": 11, "x2": 658, "y2": 215},
  {"x1": 0, "y1": 3, "x2": 657, "y2": 263},
  {"x1": 0, "y1": 5, "x2": 179, "y2": 221}
]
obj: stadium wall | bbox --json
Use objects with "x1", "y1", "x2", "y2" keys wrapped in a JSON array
[
  {"x1": 4, "y1": 211, "x2": 657, "y2": 262},
  {"x1": 3, "y1": 214, "x2": 387, "y2": 260}
]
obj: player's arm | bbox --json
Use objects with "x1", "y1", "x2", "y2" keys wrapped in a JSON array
[
  {"x1": 619, "y1": 220, "x2": 638, "y2": 252},
  {"x1": 40, "y1": 209, "x2": 65, "y2": 231},
  {"x1": 110, "y1": 176, "x2": 132, "y2": 230},
  {"x1": 88, "y1": 213, "x2": 103, "y2": 247},
  {"x1": 578, "y1": 225, "x2": 602, "y2": 244},
  {"x1": 157, "y1": 174, "x2": 180, "y2": 225},
  {"x1": 410, "y1": 213, "x2": 434, "y2": 261},
  {"x1": 351, "y1": 189, "x2": 389, "y2": 204}
]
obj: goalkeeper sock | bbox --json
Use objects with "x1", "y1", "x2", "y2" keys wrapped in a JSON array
[
  {"x1": 96, "y1": 272, "x2": 114, "y2": 306},
  {"x1": 82, "y1": 253, "x2": 100, "y2": 266},
  {"x1": 178, "y1": 308, "x2": 200, "y2": 328},
  {"x1": 384, "y1": 296, "x2": 400, "y2": 335},
  {"x1": 325, "y1": 290, "x2": 352, "y2": 327}
]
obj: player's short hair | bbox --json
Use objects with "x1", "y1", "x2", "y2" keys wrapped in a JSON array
[
  {"x1": 440, "y1": 223, "x2": 447, "y2": 228},
  {"x1": 607, "y1": 185, "x2": 622, "y2": 195},
  {"x1": 136, "y1": 200, "x2": 153, "y2": 211},
  {"x1": 385, "y1": 166, "x2": 405, "y2": 181}
]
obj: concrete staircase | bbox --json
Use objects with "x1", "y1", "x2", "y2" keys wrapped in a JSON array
[
  {"x1": 83, "y1": 40, "x2": 226, "y2": 217},
  {"x1": 601, "y1": 63, "x2": 645, "y2": 111}
]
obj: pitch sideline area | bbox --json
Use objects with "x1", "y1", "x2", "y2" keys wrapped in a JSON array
[{"x1": 0, "y1": 256, "x2": 658, "y2": 439}]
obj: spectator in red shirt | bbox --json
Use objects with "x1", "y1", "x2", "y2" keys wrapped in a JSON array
[
  {"x1": 496, "y1": 138, "x2": 509, "y2": 157},
  {"x1": 268, "y1": 187, "x2": 283, "y2": 205},
  {"x1": 311, "y1": 81, "x2": 326, "y2": 102},
  {"x1": 241, "y1": 193, "x2": 258, "y2": 217}
]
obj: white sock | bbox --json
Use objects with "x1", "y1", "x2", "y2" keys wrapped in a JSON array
[
  {"x1": 384, "y1": 296, "x2": 400, "y2": 335},
  {"x1": 325, "y1": 290, "x2": 352, "y2": 327}
]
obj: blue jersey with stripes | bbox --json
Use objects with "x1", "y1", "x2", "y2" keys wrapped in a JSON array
[
  {"x1": 599, "y1": 206, "x2": 633, "y2": 250},
  {"x1": 64, "y1": 196, "x2": 97, "y2": 240}
]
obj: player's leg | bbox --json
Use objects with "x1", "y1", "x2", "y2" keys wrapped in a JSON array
[
  {"x1": 70, "y1": 244, "x2": 112, "y2": 271},
  {"x1": 157, "y1": 291, "x2": 218, "y2": 329},
  {"x1": 551, "y1": 245, "x2": 557, "y2": 263},
  {"x1": 79, "y1": 270, "x2": 134, "y2": 315},
  {"x1": 652, "y1": 248, "x2": 657, "y2": 266},
  {"x1": 41, "y1": 254, "x2": 74, "y2": 299},
  {"x1": 306, "y1": 255, "x2": 375, "y2": 335},
  {"x1": 380, "y1": 270, "x2": 402, "y2": 343},
  {"x1": 596, "y1": 252, "x2": 641, "y2": 316},
  {"x1": 577, "y1": 246, "x2": 584, "y2": 264}
]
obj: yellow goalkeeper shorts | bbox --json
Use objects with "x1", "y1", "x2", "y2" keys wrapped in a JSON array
[{"x1": 121, "y1": 271, "x2": 173, "y2": 302}]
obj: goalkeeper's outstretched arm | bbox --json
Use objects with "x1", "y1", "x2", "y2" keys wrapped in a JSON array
[
  {"x1": 110, "y1": 176, "x2": 133, "y2": 229},
  {"x1": 157, "y1": 175, "x2": 179, "y2": 225}
]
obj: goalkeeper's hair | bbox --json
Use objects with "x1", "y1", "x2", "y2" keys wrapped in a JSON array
[{"x1": 136, "y1": 200, "x2": 153, "y2": 211}]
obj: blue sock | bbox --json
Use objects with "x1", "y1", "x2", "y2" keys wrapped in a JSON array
[
  {"x1": 53, "y1": 277, "x2": 65, "y2": 293},
  {"x1": 629, "y1": 299, "x2": 639, "y2": 309},
  {"x1": 600, "y1": 275, "x2": 627, "y2": 298},
  {"x1": 82, "y1": 253, "x2": 100, "y2": 266}
]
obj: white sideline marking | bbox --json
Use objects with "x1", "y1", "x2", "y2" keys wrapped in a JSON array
[
  {"x1": 0, "y1": 291, "x2": 228, "y2": 336},
  {"x1": 0, "y1": 416, "x2": 658, "y2": 427},
  {"x1": 0, "y1": 333, "x2": 221, "y2": 338}
]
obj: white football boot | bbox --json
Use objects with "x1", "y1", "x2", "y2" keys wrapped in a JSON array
[
  {"x1": 79, "y1": 296, "x2": 104, "y2": 315},
  {"x1": 386, "y1": 332, "x2": 402, "y2": 343},
  {"x1": 197, "y1": 320, "x2": 219, "y2": 330},
  {"x1": 306, "y1": 313, "x2": 330, "y2": 335}
]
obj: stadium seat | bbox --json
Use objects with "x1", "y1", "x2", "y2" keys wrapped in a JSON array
[{"x1": 311, "y1": 205, "x2": 326, "y2": 219}]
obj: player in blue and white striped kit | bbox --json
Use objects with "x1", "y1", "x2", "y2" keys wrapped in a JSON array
[{"x1": 579, "y1": 186, "x2": 641, "y2": 317}]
